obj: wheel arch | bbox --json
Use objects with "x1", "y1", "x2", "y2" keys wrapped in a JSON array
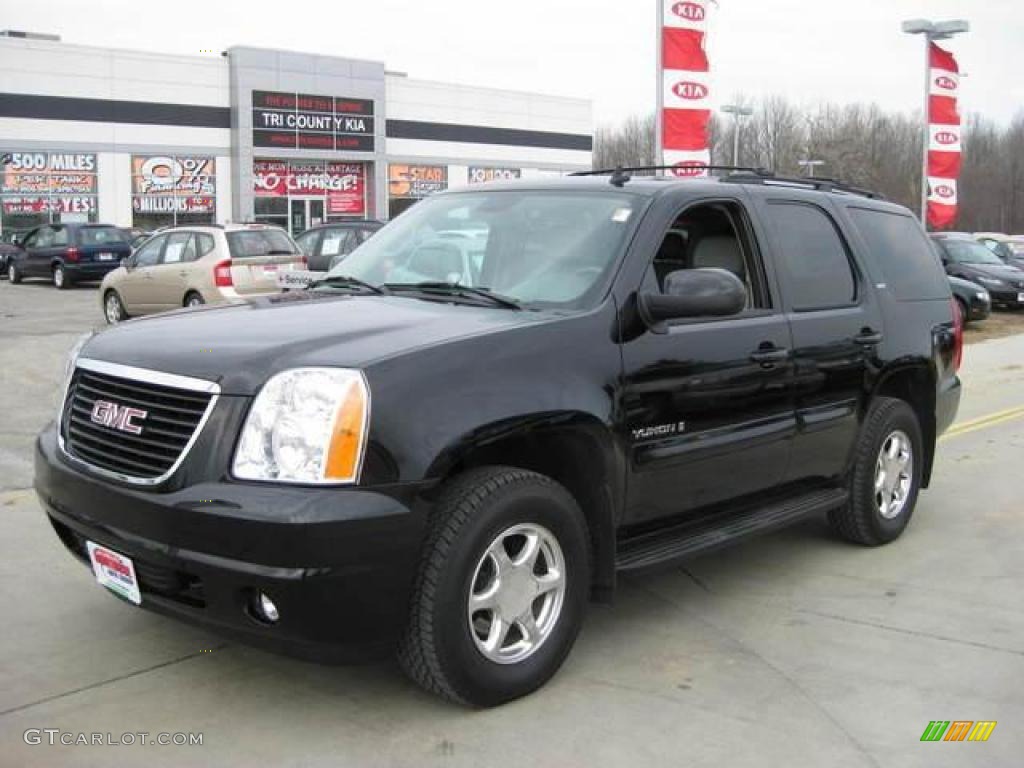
[
  {"x1": 426, "y1": 411, "x2": 624, "y2": 602},
  {"x1": 870, "y1": 363, "x2": 937, "y2": 487}
]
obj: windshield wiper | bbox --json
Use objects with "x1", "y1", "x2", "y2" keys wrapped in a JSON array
[
  {"x1": 385, "y1": 282, "x2": 522, "y2": 309},
  {"x1": 309, "y1": 275, "x2": 390, "y2": 295}
]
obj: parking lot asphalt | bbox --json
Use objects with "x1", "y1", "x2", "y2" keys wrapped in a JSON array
[{"x1": 1, "y1": 279, "x2": 1022, "y2": 767}]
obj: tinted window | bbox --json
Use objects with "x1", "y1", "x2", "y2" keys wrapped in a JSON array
[
  {"x1": 226, "y1": 229, "x2": 298, "y2": 258},
  {"x1": 768, "y1": 202, "x2": 856, "y2": 311},
  {"x1": 35, "y1": 228, "x2": 55, "y2": 248},
  {"x1": 320, "y1": 229, "x2": 353, "y2": 258},
  {"x1": 848, "y1": 208, "x2": 949, "y2": 300},
  {"x1": 134, "y1": 235, "x2": 165, "y2": 266},
  {"x1": 79, "y1": 226, "x2": 127, "y2": 246},
  {"x1": 294, "y1": 230, "x2": 320, "y2": 258},
  {"x1": 937, "y1": 239, "x2": 1005, "y2": 265},
  {"x1": 52, "y1": 227, "x2": 70, "y2": 246}
]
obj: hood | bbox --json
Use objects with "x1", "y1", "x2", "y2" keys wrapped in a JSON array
[
  {"x1": 80, "y1": 291, "x2": 541, "y2": 394},
  {"x1": 953, "y1": 262, "x2": 1024, "y2": 284}
]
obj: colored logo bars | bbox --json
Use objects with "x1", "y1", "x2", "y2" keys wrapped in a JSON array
[
  {"x1": 920, "y1": 721, "x2": 997, "y2": 742},
  {"x1": 659, "y1": 0, "x2": 712, "y2": 177}
]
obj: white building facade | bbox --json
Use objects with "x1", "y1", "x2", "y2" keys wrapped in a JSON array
[{"x1": 0, "y1": 35, "x2": 593, "y2": 238}]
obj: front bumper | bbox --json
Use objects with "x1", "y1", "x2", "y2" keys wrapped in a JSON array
[
  {"x1": 987, "y1": 287, "x2": 1024, "y2": 307},
  {"x1": 35, "y1": 425, "x2": 430, "y2": 662},
  {"x1": 963, "y1": 294, "x2": 992, "y2": 321}
]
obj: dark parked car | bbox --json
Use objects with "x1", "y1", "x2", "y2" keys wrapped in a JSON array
[
  {"x1": 279, "y1": 221, "x2": 384, "y2": 290},
  {"x1": 948, "y1": 275, "x2": 991, "y2": 323},
  {"x1": 0, "y1": 232, "x2": 21, "y2": 279},
  {"x1": 932, "y1": 232, "x2": 1024, "y2": 309},
  {"x1": 120, "y1": 226, "x2": 152, "y2": 249},
  {"x1": 36, "y1": 171, "x2": 961, "y2": 706},
  {"x1": 7, "y1": 223, "x2": 132, "y2": 289}
]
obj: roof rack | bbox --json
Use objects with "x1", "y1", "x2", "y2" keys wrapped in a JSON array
[{"x1": 572, "y1": 165, "x2": 885, "y2": 200}]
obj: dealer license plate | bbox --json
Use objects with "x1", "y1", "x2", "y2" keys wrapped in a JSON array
[
  {"x1": 98, "y1": 253, "x2": 115, "y2": 261},
  {"x1": 87, "y1": 541, "x2": 142, "y2": 604}
]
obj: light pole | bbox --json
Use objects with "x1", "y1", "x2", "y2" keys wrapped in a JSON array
[
  {"x1": 721, "y1": 105, "x2": 753, "y2": 167},
  {"x1": 798, "y1": 159, "x2": 825, "y2": 178},
  {"x1": 902, "y1": 18, "x2": 969, "y2": 226}
]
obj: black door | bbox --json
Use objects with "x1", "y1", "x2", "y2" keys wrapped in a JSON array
[
  {"x1": 750, "y1": 194, "x2": 884, "y2": 486},
  {"x1": 23, "y1": 225, "x2": 55, "y2": 277},
  {"x1": 621, "y1": 196, "x2": 797, "y2": 525}
]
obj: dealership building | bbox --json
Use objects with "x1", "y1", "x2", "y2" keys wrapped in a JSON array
[{"x1": 0, "y1": 31, "x2": 593, "y2": 238}]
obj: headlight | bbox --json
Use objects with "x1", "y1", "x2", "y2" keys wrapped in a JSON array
[
  {"x1": 232, "y1": 368, "x2": 370, "y2": 484},
  {"x1": 976, "y1": 277, "x2": 1005, "y2": 287},
  {"x1": 57, "y1": 332, "x2": 94, "y2": 416},
  {"x1": 976, "y1": 291, "x2": 989, "y2": 300}
]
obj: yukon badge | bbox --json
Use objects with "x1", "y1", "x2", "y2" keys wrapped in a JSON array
[
  {"x1": 90, "y1": 400, "x2": 148, "y2": 435},
  {"x1": 632, "y1": 422, "x2": 686, "y2": 442}
]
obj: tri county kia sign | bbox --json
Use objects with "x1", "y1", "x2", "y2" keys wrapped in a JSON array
[{"x1": 252, "y1": 91, "x2": 375, "y2": 151}]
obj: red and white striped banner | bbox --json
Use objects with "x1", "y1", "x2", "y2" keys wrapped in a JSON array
[
  {"x1": 659, "y1": 0, "x2": 711, "y2": 177},
  {"x1": 927, "y1": 42, "x2": 961, "y2": 229}
]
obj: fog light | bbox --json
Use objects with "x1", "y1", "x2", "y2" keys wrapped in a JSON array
[{"x1": 252, "y1": 591, "x2": 280, "y2": 623}]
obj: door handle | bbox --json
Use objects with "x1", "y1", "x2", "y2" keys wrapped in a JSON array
[
  {"x1": 750, "y1": 346, "x2": 790, "y2": 364},
  {"x1": 854, "y1": 329, "x2": 883, "y2": 346}
]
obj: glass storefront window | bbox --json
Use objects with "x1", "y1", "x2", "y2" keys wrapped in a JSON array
[
  {"x1": 132, "y1": 155, "x2": 216, "y2": 230},
  {"x1": 253, "y1": 160, "x2": 367, "y2": 235},
  {"x1": 1, "y1": 151, "x2": 98, "y2": 239},
  {"x1": 388, "y1": 164, "x2": 447, "y2": 219}
]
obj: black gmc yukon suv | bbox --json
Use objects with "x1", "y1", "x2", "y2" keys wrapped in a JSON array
[{"x1": 35, "y1": 170, "x2": 961, "y2": 706}]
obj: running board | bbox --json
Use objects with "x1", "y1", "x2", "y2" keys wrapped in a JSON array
[{"x1": 615, "y1": 488, "x2": 848, "y2": 572}]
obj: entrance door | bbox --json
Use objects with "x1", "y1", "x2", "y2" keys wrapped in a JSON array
[{"x1": 289, "y1": 199, "x2": 325, "y2": 237}]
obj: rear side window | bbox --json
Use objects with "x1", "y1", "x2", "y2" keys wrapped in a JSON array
[
  {"x1": 847, "y1": 208, "x2": 948, "y2": 300},
  {"x1": 226, "y1": 229, "x2": 298, "y2": 259},
  {"x1": 767, "y1": 202, "x2": 857, "y2": 311},
  {"x1": 79, "y1": 226, "x2": 127, "y2": 246},
  {"x1": 52, "y1": 227, "x2": 69, "y2": 246},
  {"x1": 196, "y1": 233, "x2": 216, "y2": 257}
]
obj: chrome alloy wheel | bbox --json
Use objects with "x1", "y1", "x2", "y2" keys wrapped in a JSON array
[
  {"x1": 467, "y1": 523, "x2": 566, "y2": 665},
  {"x1": 105, "y1": 293, "x2": 123, "y2": 324},
  {"x1": 875, "y1": 430, "x2": 913, "y2": 519}
]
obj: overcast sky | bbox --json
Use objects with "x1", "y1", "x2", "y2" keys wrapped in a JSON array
[{"x1": 6, "y1": 0, "x2": 1021, "y2": 126}]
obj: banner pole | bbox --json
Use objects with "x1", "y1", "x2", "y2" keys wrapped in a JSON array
[
  {"x1": 655, "y1": 0, "x2": 664, "y2": 171},
  {"x1": 920, "y1": 35, "x2": 931, "y2": 228}
]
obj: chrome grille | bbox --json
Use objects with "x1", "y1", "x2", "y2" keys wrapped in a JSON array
[{"x1": 60, "y1": 359, "x2": 219, "y2": 484}]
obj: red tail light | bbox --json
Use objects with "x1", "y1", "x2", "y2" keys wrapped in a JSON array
[
  {"x1": 951, "y1": 297, "x2": 964, "y2": 372},
  {"x1": 213, "y1": 259, "x2": 233, "y2": 287},
  {"x1": 65, "y1": 247, "x2": 80, "y2": 262}
]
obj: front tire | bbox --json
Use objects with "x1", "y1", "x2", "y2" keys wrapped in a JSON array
[
  {"x1": 398, "y1": 467, "x2": 590, "y2": 707},
  {"x1": 104, "y1": 291, "x2": 128, "y2": 324},
  {"x1": 829, "y1": 397, "x2": 923, "y2": 546},
  {"x1": 8, "y1": 262, "x2": 21, "y2": 284}
]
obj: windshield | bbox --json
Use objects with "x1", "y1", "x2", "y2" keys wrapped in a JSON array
[
  {"x1": 323, "y1": 190, "x2": 643, "y2": 308},
  {"x1": 942, "y1": 239, "x2": 1005, "y2": 265},
  {"x1": 226, "y1": 228, "x2": 299, "y2": 258},
  {"x1": 78, "y1": 226, "x2": 127, "y2": 246}
]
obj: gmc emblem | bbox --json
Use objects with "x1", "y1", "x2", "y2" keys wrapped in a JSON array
[
  {"x1": 90, "y1": 400, "x2": 147, "y2": 435},
  {"x1": 672, "y1": 161, "x2": 706, "y2": 178},
  {"x1": 671, "y1": 1, "x2": 705, "y2": 21},
  {"x1": 935, "y1": 131, "x2": 958, "y2": 145},
  {"x1": 934, "y1": 75, "x2": 957, "y2": 90},
  {"x1": 672, "y1": 81, "x2": 708, "y2": 100}
]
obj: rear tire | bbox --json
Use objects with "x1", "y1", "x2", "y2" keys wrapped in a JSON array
[
  {"x1": 829, "y1": 397, "x2": 923, "y2": 546},
  {"x1": 53, "y1": 264, "x2": 70, "y2": 290},
  {"x1": 8, "y1": 262, "x2": 21, "y2": 284},
  {"x1": 398, "y1": 466, "x2": 590, "y2": 707},
  {"x1": 184, "y1": 291, "x2": 205, "y2": 308}
]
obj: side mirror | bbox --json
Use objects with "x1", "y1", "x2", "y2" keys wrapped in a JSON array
[
  {"x1": 10, "y1": 234, "x2": 22, "y2": 247},
  {"x1": 639, "y1": 268, "x2": 747, "y2": 329}
]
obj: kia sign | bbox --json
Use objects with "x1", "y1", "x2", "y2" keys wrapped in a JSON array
[
  {"x1": 935, "y1": 131, "x2": 958, "y2": 145},
  {"x1": 935, "y1": 185, "x2": 955, "y2": 199},
  {"x1": 934, "y1": 75, "x2": 957, "y2": 91},
  {"x1": 671, "y1": 161, "x2": 707, "y2": 178},
  {"x1": 252, "y1": 91, "x2": 375, "y2": 152},
  {"x1": 671, "y1": 2, "x2": 705, "y2": 22},
  {"x1": 672, "y1": 81, "x2": 708, "y2": 100}
]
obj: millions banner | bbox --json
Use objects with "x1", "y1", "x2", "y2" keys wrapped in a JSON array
[
  {"x1": 659, "y1": 0, "x2": 711, "y2": 177},
  {"x1": 927, "y1": 43, "x2": 961, "y2": 229}
]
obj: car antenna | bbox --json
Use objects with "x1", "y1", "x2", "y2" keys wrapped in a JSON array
[{"x1": 608, "y1": 167, "x2": 631, "y2": 187}]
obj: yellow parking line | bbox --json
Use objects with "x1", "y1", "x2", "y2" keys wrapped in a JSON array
[{"x1": 940, "y1": 404, "x2": 1024, "y2": 441}]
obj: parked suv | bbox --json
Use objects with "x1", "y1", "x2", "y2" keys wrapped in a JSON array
[
  {"x1": 7, "y1": 223, "x2": 131, "y2": 288},
  {"x1": 35, "y1": 171, "x2": 961, "y2": 706},
  {"x1": 98, "y1": 223, "x2": 305, "y2": 323}
]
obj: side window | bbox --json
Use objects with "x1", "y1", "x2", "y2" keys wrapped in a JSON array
[
  {"x1": 195, "y1": 233, "x2": 216, "y2": 258},
  {"x1": 161, "y1": 233, "x2": 192, "y2": 265},
  {"x1": 321, "y1": 229, "x2": 352, "y2": 259},
  {"x1": 648, "y1": 201, "x2": 770, "y2": 311},
  {"x1": 20, "y1": 229, "x2": 40, "y2": 249},
  {"x1": 134, "y1": 235, "x2": 165, "y2": 266},
  {"x1": 35, "y1": 227, "x2": 55, "y2": 248},
  {"x1": 52, "y1": 227, "x2": 70, "y2": 247},
  {"x1": 294, "y1": 230, "x2": 320, "y2": 259},
  {"x1": 766, "y1": 202, "x2": 857, "y2": 311},
  {"x1": 847, "y1": 207, "x2": 948, "y2": 301}
]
